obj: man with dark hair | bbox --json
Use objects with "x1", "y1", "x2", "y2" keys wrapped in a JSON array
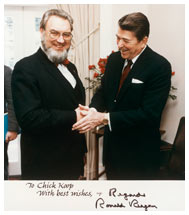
[
  {"x1": 118, "y1": 12, "x2": 150, "y2": 41},
  {"x1": 73, "y1": 12, "x2": 171, "y2": 180},
  {"x1": 12, "y1": 9, "x2": 87, "y2": 180}
]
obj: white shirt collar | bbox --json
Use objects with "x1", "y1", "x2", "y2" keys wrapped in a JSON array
[{"x1": 124, "y1": 45, "x2": 147, "y2": 67}]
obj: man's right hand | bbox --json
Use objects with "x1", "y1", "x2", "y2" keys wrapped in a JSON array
[
  {"x1": 75, "y1": 105, "x2": 89, "y2": 122},
  {"x1": 73, "y1": 106, "x2": 106, "y2": 133}
]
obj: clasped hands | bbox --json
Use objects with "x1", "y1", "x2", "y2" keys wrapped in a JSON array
[{"x1": 73, "y1": 104, "x2": 106, "y2": 133}]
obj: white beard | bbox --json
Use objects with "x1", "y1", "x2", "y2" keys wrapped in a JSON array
[{"x1": 41, "y1": 34, "x2": 68, "y2": 64}]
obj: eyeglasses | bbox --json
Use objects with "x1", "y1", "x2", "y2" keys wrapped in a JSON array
[{"x1": 48, "y1": 29, "x2": 73, "y2": 41}]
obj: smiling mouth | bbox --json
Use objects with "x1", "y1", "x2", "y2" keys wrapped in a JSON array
[
  {"x1": 54, "y1": 45, "x2": 65, "y2": 50},
  {"x1": 119, "y1": 48, "x2": 128, "y2": 52},
  {"x1": 121, "y1": 50, "x2": 128, "y2": 55}
]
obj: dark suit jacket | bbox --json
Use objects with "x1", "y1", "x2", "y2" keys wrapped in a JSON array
[
  {"x1": 4, "y1": 65, "x2": 19, "y2": 180},
  {"x1": 4, "y1": 65, "x2": 19, "y2": 132},
  {"x1": 90, "y1": 46, "x2": 171, "y2": 171},
  {"x1": 12, "y1": 48, "x2": 87, "y2": 180}
]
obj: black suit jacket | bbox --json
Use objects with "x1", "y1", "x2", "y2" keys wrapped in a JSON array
[
  {"x1": 4, "y1": 65, "x2": 19, "y2": 132},
  {"x1": 90, "y1": 46, "x2": 171, "y2": 170},
  {"x1": 12, "y1": 48, "x2": 87, "y2": 179}
]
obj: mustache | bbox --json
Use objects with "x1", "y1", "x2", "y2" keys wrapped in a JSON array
[{"x1": 52, "y1": 41, "x2": 66, "y2": 47}]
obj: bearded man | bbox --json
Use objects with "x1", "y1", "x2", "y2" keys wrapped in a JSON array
[{"x1": 11, "y1": 9, "x2": 87, "y2": 180}]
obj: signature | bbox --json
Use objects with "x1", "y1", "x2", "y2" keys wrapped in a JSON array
[
  {"x1": 95, "y1": 197, "x2": 157, "y2": 211},
  {"x1": 96, "y1": 198, "x2": 126, "y2": 209},
  {"x1": 95, "y1": 188, "x2": 158, "y2": 211},
  {"x1": 129, "y1": 199, "x2": 158, "y2": 211},
  {"x1": 109, "y1": 188, "x2": 146, "y2": 200}
]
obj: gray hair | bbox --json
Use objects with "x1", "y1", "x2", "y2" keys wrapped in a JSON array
[{"x1": 40, "y1": 9, "x2": 73, "y2": 31}]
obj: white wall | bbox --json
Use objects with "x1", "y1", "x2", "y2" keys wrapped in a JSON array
[
  {"x1": 4, "y1": 5, "x2": 57, "y2": 69},
  {"x1": 100, "y1": 4, "x2": 185, "y2": 143},
  {"x1": 148, "y1": 4, "x2": 185, "y2": 143},
  {"x1": 4, "y1": 6, "x2": 24, "y2": 69}
]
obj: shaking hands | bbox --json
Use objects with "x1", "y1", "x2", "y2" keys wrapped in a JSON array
[{"x1": 73, "y1": 104, "x2": 108, "y2": 133}]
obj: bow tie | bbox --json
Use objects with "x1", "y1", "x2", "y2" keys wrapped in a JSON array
[
  {"x1": 62, "y1": 59, "x2": 70, "y2": 66},
  {"x1": 55, "y1": 59, "x2": 70, "y2": 67}
]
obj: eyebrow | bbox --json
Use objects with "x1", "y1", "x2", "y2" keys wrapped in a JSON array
[
  {"x1": 116, "y1": 34, "x2": 131, "y2": 41},
  {"x1": 50, "y1": 29, "x2": 71, "y2": 33}
]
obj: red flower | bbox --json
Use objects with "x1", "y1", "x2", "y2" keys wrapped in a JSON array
[
  {"x1": 93, "y1": 72, "x2": 99, "y2": 78},
  {"x1": 88, "y1": 51, "x2": 115, "y2": 81},
  {"x1": 98, "y1": 58, "x2": 107, "y2": 69},
  {"x1": 63, "y1": 59, "x2": 70, "y2": 65},
  {"x1": 172, "y1": 71, "x2": 175, "y2": 76},
  {"x1": 100, "y1": 67, "x2": 105, "y2": 74},
  {"x1": 88, "y1": 65, "x2": 96, "y2": 70}
]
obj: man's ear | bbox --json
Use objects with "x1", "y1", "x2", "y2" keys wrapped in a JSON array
[
  {"x1": 40, "y1": 28, "x2": 44, "y2": 39},
  {"x1": 141, "y1": 36, "x2": 148, "y2": 48},
  {"x1": 143, "y1": 36, "x2": 148, "y2": 44}
]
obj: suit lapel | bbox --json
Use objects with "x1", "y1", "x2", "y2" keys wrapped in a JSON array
[
  {"x1": 116, "y1": 46, "x2": 150, "y2": 101},
  {"x1": 67, "y1": 63, "x2": 85, "y2": 103},
  {"x1": 110, "y1": 54, "x2": 125, "y2": 99}
]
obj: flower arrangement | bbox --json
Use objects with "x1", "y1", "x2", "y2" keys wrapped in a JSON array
[
  {"x1": 86, "y1": 53, "x2": 177, "y2": 100},
  {"x1": 85, "y1": 53, "x2": 111, "y2": 92}
]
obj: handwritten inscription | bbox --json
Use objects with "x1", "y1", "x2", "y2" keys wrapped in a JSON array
[
  {"x1": 27, "y1": 182, "x2": 74, "y2": 190},
  {"x1": 109, "y1": 188, "x2": 146, "y2": 200},
  {"x1": 96, "y1": 198, "x2": 126, "y2": 209},
  {"x1": 26, "y1": 182, "x2": 92, "y2": 197},
  {"x1": 95, "y1": 188, "x2": 158, "y2": 211},
  {"x1": 129, "y1": 199, "x2": 157, "y2": 211},
  {"x1": 25, "y1": 182, "x2": 158, "y2": 211}
]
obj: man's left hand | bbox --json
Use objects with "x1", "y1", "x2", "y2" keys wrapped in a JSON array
[{"x1": 5, "y1": 131, "x2": 18, "y2": 143}]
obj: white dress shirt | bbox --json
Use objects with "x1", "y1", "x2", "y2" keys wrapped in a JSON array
[{"x1": 57, "y1": 64, "x2": 76, "y2": 88}]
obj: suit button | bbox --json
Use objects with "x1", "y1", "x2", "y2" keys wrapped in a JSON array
[{"x1": 114, "y1": 99, "x2": 116, "y2": 102}]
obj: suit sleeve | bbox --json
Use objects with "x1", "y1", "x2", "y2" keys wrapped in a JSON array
[
  {"x1": 110, "y1": 61, "x2": 172, "y2": 130},
  {"x1": 89, "y1": 55, "x2": 112, "y2": 112},
  {"x1": 4, "y1": 66, "x2": 19, "y2": 132},
  {"x1": 89, "y1": 76, "x2": 106, "y2": 112},
  {"x1": 11, "y1": 62, "x2": 76, "y2": 133}
]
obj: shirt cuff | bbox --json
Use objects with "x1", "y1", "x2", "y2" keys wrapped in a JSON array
[
  {"x1": 106, "y1": 113, "x2": 112, "y2": 131},
  {"x1": 90, "y1": 107, "x2": 97, "y2": 112}
]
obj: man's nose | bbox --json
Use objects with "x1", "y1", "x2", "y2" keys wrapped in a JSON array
[{"x1": 57, "y1": 35, "x2": 65, "y2": 43}]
